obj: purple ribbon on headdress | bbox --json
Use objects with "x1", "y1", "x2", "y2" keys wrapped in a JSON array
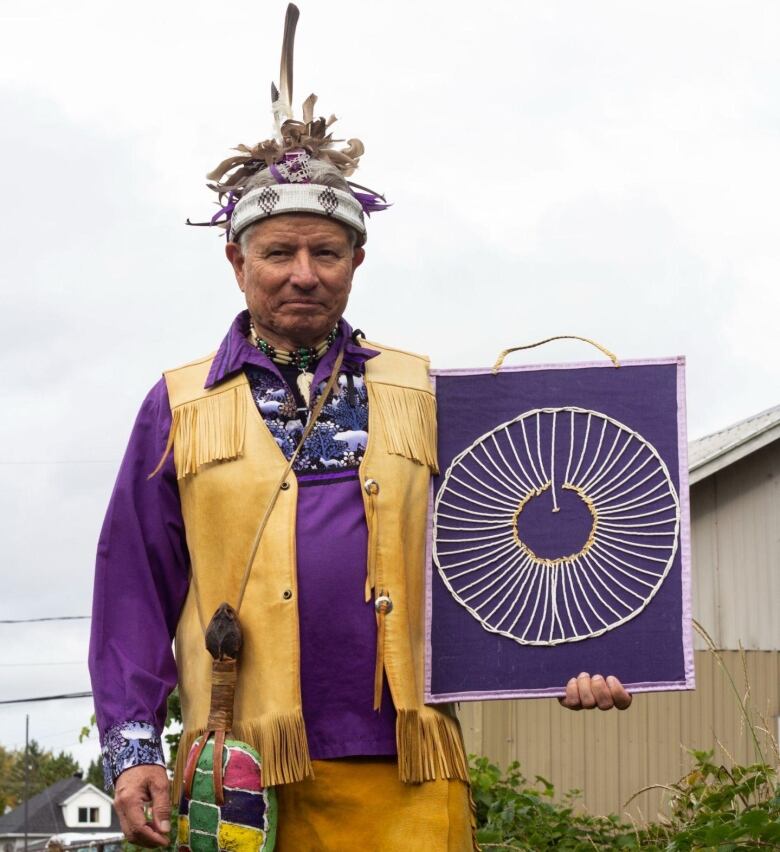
[
  {"x1": 211, "y1": 190, "x2": 239, "y2": 226},
  {"x1": 270, "y1": 150, "x2": 312, "y2": 184},
  {"x1": 186, "y1": 190, "x2": 239, "y2": 235},
  {"x1": 351, "y1": 191, "x2": 391, "y2": 216},
  {"x1": 268, "y1": 163, "x2": 288, "y2": 183}
]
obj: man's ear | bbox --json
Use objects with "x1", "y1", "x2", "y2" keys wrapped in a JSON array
[
  {"x1": 225, "y1": 242, "x2": 246, "y2": 291},
  {"x1": 352, "y1": 247, "x2": 366, "y2": 272}
]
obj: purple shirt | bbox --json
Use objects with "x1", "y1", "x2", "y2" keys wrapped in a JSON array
[{"x1": 89, "y1": 313, "x2": 396, "y2": 786}]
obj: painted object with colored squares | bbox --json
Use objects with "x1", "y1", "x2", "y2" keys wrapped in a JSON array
[{"x1": 176, "y1": 604, "x2": 278, "y2": 852}]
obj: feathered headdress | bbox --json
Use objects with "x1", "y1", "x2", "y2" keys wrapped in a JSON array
[{"x1": 188, "y1": 4, "x2": 388, "y2": 242}]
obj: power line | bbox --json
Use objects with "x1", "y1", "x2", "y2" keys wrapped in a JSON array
[
  {"x1": 0, "y1": 691, "x2": 92, "y2": 705},
  {"x1": 0, "y1": 616, "x2": 91, "y2": 624},
  {"x1": 36, "y1": 726, "x2": 85, "y2": 738},
  {"x1": 0, "y1": 661, "x2": 84, "y2": 667},
  {"x1": 0, "y1": 460, "x2": 118, "y2": 465}
]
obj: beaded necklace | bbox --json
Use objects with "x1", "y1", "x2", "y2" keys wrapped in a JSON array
[{"x1": 249, "y1": 321, "x2": 338, "y2": 402}]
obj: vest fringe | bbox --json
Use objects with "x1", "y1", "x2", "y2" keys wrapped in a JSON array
[
  {"x1": 368, "y1": 383, "x2": 439, "y2": 473},
  {"x1": 151, "y1": 386, "x2": 247, "y2": 479},
  {"x1": 174, "y1": 710, "x2": 467, "y2": 800},
  {"x1": 396, "y1": 708, "x2": 470, "y2": 784},
  {"x1": 172, "y1": 712, "x2": 314, "y2": 802}
]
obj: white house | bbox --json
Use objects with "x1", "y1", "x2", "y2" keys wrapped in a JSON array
[{"x1": 0, "y1": 776, "x2": 121, "y2": 852}]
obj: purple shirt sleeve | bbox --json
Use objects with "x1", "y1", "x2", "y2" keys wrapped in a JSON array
[{"x1": 88, "y1": 378, "x2": 190, "y2": 785}]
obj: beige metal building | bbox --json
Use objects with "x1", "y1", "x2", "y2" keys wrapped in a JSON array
[{"x1": 457, "y1": 404, "x2": 780, "y2": 819}]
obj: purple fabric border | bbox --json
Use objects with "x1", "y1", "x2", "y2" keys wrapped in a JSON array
[
  {"x1": 677, "y1": 358, "x2": 696, "y2": 689},
  {"x1": 424, "y1": 446, "x2": 435, "y2": 700},
  {"x1": 424, "y1": 356, "x2": 694, "y2": 704},
  {"x1": 424, "y1": 375, "x2": 438, "y2": 701},
  {"x1": 428, "y1": 679, "x2": 692, "y2": 702}
]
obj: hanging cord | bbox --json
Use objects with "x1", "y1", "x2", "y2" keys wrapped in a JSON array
[{"x1": 492, "y1": 335, "x2": 620, "y2": 374}]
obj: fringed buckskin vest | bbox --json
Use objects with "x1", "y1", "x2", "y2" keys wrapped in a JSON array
[{"x1": 163, "y1": 341, "x2": 468, "y2": 799}]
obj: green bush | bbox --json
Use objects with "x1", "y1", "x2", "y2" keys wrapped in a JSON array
[
  {"x1": 469, "y1": 751, "x2": 780, "y2": 851},
  {"x1": 470, "y1": 755, "x2": 646, "y2": 850},
  {"x1": 660, "y1": 750, "x2": 780, "y2": 851}
]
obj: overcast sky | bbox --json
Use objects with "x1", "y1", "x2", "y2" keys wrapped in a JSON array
[{"x1": 1, "y1": 0, "x2": 778, "y2": 772}]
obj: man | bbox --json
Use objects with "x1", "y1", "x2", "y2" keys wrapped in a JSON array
[{"x1": 88, "y1": 6, "x2": 631, "y2": 850}]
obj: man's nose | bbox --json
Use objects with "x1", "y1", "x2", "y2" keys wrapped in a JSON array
[{"x1": 289, "y1": 249, "x2": 318, "y2": 288}]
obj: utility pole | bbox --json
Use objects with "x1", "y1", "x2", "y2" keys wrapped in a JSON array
[{"x1": 24, "y1": 714, "x2": 29, "y2": 852}]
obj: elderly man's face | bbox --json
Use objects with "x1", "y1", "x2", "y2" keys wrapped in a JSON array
[{"x1": 225, "y1": 214, "x2": 364, "y2": 348}]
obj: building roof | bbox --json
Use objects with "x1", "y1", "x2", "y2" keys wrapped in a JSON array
[
  {"x1": 689, "y1": 403, "x2": 780, "y2": 484},
  {"x1": 0, "y1": 777, "x2": 119, "y2": 837}
]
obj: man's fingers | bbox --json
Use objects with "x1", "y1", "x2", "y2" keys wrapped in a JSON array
[
  {"x1": 590, "y1": 674, "x2": 614, "y2": 710},
  {"x1": 576, "y1": 672, "x2": 597, "y2": 709},
  {"x1": 149, "y1": 774, "x2": 172, "y2": 835},
  {"x1": 559, "y1": 673, "x2": 634, "y2": 711},
  {"x1": 114, "y1": 765, "x2": 171, "y2": 848},
  {"x1": 127, "y1": 822, "x2": 171, "y2": 848},
  {"x1": 113, "y1": 780, "x2": 143, "y2": 837},
  {"x1": 115, "y1": 796, "x2": 169, "y2": 848},
  {"x1": 607, "y1": 675, "x2": 633, "y2": 710},
  {"x1": 558, "y1": 676, "x2": 582, "y2": 710},
  {"x1": 115, "y1": 798, "x2": 169, "y2": 848}
]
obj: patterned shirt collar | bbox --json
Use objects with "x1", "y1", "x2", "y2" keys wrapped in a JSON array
[{"x1": 204, "y1": 311, "x2": 379, "y2": 390}]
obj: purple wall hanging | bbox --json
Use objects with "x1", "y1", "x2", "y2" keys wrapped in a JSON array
[{"x1": 425, "y1": 356, "x2": 694, "y2": 702}]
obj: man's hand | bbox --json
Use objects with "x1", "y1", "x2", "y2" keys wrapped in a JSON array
[
  {"x1": 558, "y1": 672, "x2": 632, "y2": 711},
  {"x1": 113, "y1": 764, "x2": 171, "y2": 848}
]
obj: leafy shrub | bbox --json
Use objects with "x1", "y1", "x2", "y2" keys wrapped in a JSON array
[
  {"x1": 469, "y1": 751, "x2": 780, "y2": 851},
  {"x1": 470, "y1": 755, "x2": 645, "y2": 849},
  {"x1": 658, "y1": 750, "x2": 780, "y2": 851}
]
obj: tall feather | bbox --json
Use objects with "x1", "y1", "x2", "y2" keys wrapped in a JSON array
[
  {"x1": 272, "y1": 2, "x2": 299, "y2": 139},
  {"x1": 279, "y1": 4, "x2": 299, "y2": 108}
]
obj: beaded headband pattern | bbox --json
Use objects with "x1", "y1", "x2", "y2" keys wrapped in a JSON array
[
  {"x1": 188, "y1": 4, "x2": 388, "y2": 243},
  {"x1": 230, "y1": 183, "x2": 367, "y2": 241}
]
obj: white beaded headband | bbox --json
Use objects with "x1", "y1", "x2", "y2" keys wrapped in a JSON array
[{"x1": 229, "y1": 184, "x2": 366, "y2": 242}]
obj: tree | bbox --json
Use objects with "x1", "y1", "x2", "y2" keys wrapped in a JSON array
[
  {"x1": 0, "y1": 740, "x2": 81, "y2": 811},
  {"x1": 85, "y1": 757, "x2": 104, "y2": 789},
  {"x1": 164, "y1": 688, "x2": 182, "y2": 769},
  {"x1": 0, "y1": 744, "x2": 16, "y2": 813}
]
